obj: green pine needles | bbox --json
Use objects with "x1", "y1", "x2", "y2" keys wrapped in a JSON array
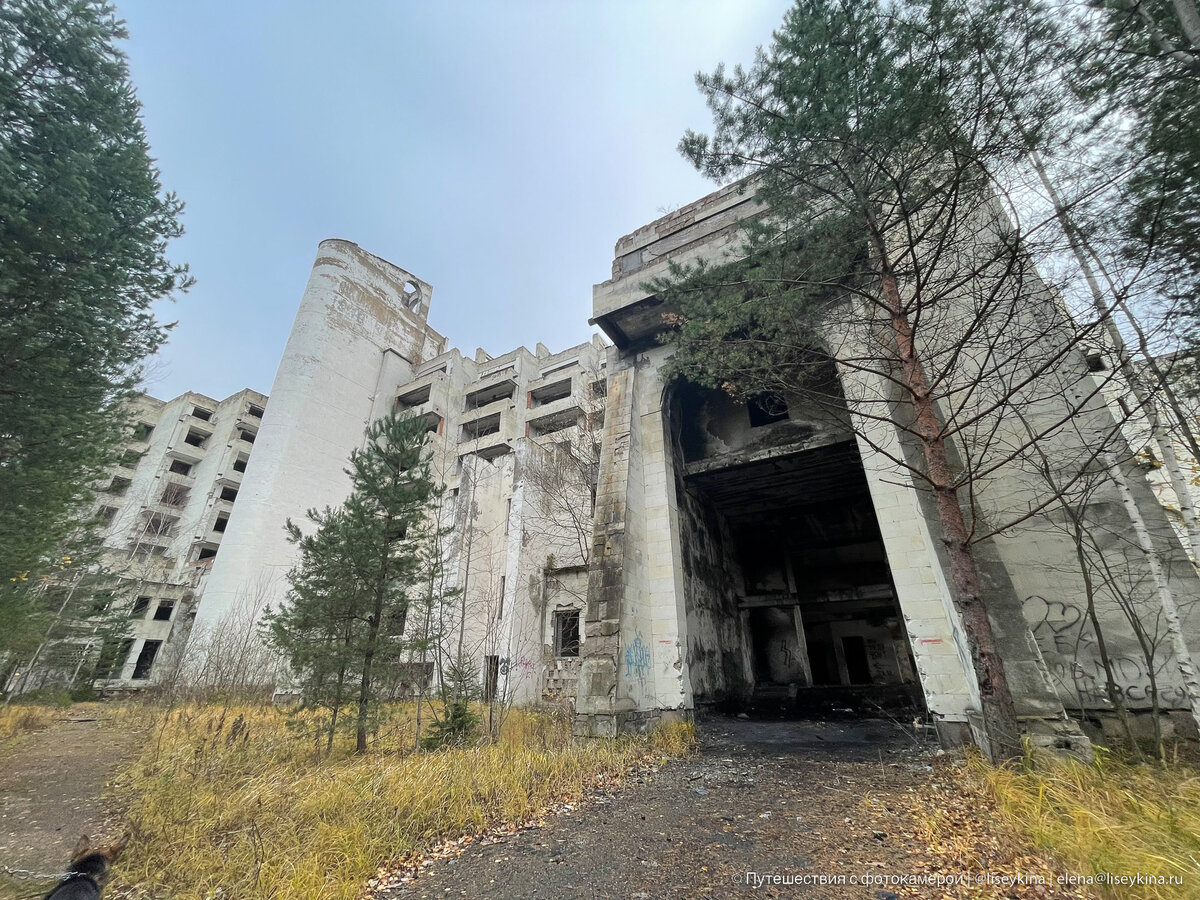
[{"x1": 264, "y1": 412, "x2": 445, "y2": 753}]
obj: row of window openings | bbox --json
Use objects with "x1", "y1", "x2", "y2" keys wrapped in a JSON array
[
  {"x1": 130, "y1": 596, "x2": 175, "y2": 621},
  {"x1": 106, "y1": 464, "x2": 244, "y2": 500},
  {"x1": 100, "y1": 501, "x2": 228, "y2": 536},
  {"x1": 192, "y1": 403, "x2": 265, "y2": 422},
  {"x1": 132, "y1": 408, "x2": 259, "y2": 448},
  {"x1": 184, "y1": 426, "x2": 256, "y2": 449},
  {"x1": 457, "y1": 412, "x2": 580, "y2": 445},
  {"x1": 396, "y1": 376, "x2": 606, "y2": 416},
  {"x1": 96, "y1": 638, "x2": 161, "y2": 681},
  {"x1": 169, "y1": 454, "x2": 248, "y2": 478}
]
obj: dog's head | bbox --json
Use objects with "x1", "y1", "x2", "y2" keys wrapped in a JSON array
[
  {"x1": 67, "y1": 833, "x2": 129, "y2": 879},
  {"x1": 44, "y1": 834, "x2": 129, "y2": 900}
]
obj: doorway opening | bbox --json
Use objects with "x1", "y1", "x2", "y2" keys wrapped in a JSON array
[{"x1": 678, "y1": 433, "x2": 923, "y2": 717}]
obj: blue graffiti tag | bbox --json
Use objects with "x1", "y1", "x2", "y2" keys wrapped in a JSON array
[{"x1": 625, "y1": 633, "x2": 651, "y2": 678}]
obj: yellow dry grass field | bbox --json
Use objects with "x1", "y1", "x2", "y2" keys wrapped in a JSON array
[
  {"x1": 977, "y1": 750, "x2": 1200, "y2": 900},
  {"x1": 109, "y1": 702, "x2": 693, "y2": 900},
  {"x1": 0, "y1": 703, "x2": 66, "y2": 746}
]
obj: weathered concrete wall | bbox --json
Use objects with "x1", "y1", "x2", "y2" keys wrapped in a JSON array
[
  {"x1": 191, "y1": 240, "x2": 445, "y2": 648},
  {"x1": 576, "y1": 346, "x2": 692, "y2": 736},
  {"x1": 672, "y1": 468, "x2": 752, "y2": 704}
]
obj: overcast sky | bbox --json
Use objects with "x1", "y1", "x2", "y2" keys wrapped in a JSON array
[{"x1": 115, "y1": 1, "x2": 792, "y2": 401}]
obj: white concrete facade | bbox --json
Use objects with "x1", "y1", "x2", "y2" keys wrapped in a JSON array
[
  {"x1": 49, "y1": 179, "x2": 1196, "y2": 753},
  {"x1": 5, "y1": 386, "x2": 269, "y2": 694}
]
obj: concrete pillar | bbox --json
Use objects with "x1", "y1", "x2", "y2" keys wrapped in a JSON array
[{"x1": 189, "y1": 241, "x2": 440, "y2": 665}]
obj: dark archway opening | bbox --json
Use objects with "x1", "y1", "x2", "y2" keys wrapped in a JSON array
[{"x1": 670, "y1": 382, "x2": 924, "y2": 718}]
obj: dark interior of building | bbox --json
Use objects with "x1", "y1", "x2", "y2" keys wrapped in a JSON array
[{"x1": 671, "y1": 384, "x2": 924, "y2": 717}]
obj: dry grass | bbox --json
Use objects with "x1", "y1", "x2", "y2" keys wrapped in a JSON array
[
  {"x1": 976, "y1": 750, "x2": 1200, "y2": 900},
  {"x1": 111, "y1": 702, "x2": 694, "y2": 900},
  {"x1": 0, "y1": 703, "x2": 66, "y2": 746}
]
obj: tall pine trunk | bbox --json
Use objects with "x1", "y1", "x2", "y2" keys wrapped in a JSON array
[
  {"x1": 868, "y1": 224, "x2": 1022, "y2": 762},
  {"x1": 356, "y1": 608, "x2": 380, "y2": 754}
]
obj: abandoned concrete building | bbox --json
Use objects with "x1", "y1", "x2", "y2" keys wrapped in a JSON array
[
  {"x1": 575, "y1": 182, "x2": 1200, "y2": 749},
  {"x1": 189, "y1": 240, "x2": 609, "y2": 706},
  {"x1": 30, "y1": 176, "x2": 1199, "y2": 753},
  {"x1": 6, "y1": 387, "x2": 267, "y2": 693}
]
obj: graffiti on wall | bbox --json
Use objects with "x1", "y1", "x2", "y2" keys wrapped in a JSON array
[
  {"x1": 625, "y1": 633, "x2": 651, "y2": 679},
  {"x1": 1026, "y1": 595, "x2": 1189, "y2": 707}
]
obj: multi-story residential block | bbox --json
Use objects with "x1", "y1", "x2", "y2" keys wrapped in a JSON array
[
  {"x1": 189, "y1": 239, "x2": 608, "y2": 705},
  {"x1": 34, "y1": 387, "x2": 268, "y2": 691}
]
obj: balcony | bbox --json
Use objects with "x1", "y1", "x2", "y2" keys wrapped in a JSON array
[
  {"x1": 526, "y1": 406, "x2": 584, "y2": 440},
  {"x1": 526, "y1": 372, "x2": 595, "y2": 424},
  {"x1": 458, "y1": 407, "x2": 518, "y2": 459},
  {"x1": 395, "y1": 369, "x2": 448, "y2": 406},
  {"x1": 169, "y1": 422, "x2": 212, "y2": 464},
  {"x1": 464, "y1": 376, "x2": 517, "y2": 411}
]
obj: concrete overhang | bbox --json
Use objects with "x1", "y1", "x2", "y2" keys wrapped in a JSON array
[{"x1": 590, "y1": 178, "x2": 764, "y2": 350}]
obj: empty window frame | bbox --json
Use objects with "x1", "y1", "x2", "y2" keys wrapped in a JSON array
[
  {"x1": 213, "y1": 512, "x2": 230, "y2": 533},
  {"x1": 107, "y1": 475, "x2": 132, "y2": 496},
  {"x1": 196, "y1": 546, "x2": 218, "y2": 561},
  {"x1": 554, "y1": 609, "x2": 581, "y2": 658},
  {"x1": 98, "y1": 506, "x2": 119, "y2": 526},
  {"x1": 475, "y1": 443, "x2": 512, "y2": 461},
  {"x1": 461, "y1": 413, "x2": 501, "y2": 441},
  {"x1": 219, "y1": 486, "x2": 239, "y2": 502},
  {"x1": 497, "y1": 575, "x2": 506, "y2": 619},
  {"x1": 143, "y1": 512, "x2": 176, "y2": 536},
  {"x1": 483, "y1": 655, "x2": 500, "y2": 701},
  {"x1": 132, "y1": 422, "x2": 154, "y2": 442},
  {"x1": 130, "y1": 596, "x2": 152, "y2": 617},
  {"x1": 529, "y1": 378, "x2": 572, "y2": 407},
  {"x1": 160, "y1": 483, "x2": 189, "y2": 507},
  {"x1": 183, "y1": 427, "x2": 208, "y2": 448},
  {"x1": 191, "y1": 406, "x2": 213, "y2": 421},
  {"x1": 247, "y1": 404, "x2": 265, "y2": 419},
  {"x1": 95, "y1": 638, "x2": 134, "y2": 680},
  {"x1": 464, "y1": 380, "x2": 516, "y2": 410},
  {"x1": 395, "y1": 384, "x2": 432, "y2": 409},
  {"x1": 131, "y1": 640, "x2": 162, "y2": 679},
  {"x1": 120, "y1": 448, "x2": 143, "y2": 467},
  {"x1": 153, "y1": 599, "x2": 175, "y2": 621},
  {"x1": 168, "y1": 459, "x2": 193, "y2": 476},
  {"x1": 232, "y1": 454, "x2": 249, "y2": 473},
  {"x1": 747, "y1": 393, "x2": 789, "y2": 427},
  {"x1": 590, "y1": 378, "x2": 608, "y2": 399},
  {"x1": 384, "y1": 607, "x2": 408, "y2": 636},
  {"x1": 528, "y1": 411, "x2": 579, "y2": 438},
  {"x1": 238, "y1": 429, "x2": 256, "y2": 444}
]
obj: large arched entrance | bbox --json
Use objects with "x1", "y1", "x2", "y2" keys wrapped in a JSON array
[{"x1": 669, "y1": 382, "x2": 924, "y2": 717}]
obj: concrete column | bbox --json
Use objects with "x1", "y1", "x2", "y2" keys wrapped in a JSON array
[{"x1": 189, "y1": 241, "x2": 439, "y2": 664}]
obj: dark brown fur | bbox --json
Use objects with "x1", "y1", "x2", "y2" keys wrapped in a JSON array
[{"x1": 43, "y1": 833, "x2": 128, "y2": 900}]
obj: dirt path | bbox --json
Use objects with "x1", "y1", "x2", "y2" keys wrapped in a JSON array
[
  {"x1": 0, "y1": 712, "x2": 139, "y2": 900},
  {"x1": 381, "y1": 716, "x2": 1096, "y2": 900}
]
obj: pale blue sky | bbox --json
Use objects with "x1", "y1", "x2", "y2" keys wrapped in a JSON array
[{"x1": 117, "y1": 1, "x2": 792, "y2": 401}]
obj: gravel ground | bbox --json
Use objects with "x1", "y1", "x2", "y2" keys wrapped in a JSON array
[
  {"x1": 0, "y1": 714, "x2": 135, "y2": 900},
  {"x1": 379, "y1": 715, "x2": 1097, "y2": 900}
]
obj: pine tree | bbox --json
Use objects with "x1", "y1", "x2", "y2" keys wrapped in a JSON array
[
  {"x1": 657, "y1": 0, "x2": 1111, "y2": 762},
  {"x1": 0, "y1": 0, "x2": 190, "y2": 659},
  {"x1": 1076, "y1": 0, "x2": 1200, "y2": 327},
  {"x1": 264, "y1": 412, "x2": 442, "y2": 753}
]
